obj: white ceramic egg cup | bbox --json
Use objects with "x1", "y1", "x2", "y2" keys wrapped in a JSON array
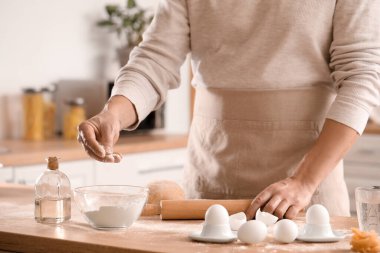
[
  {"x1": 189, "y1": 229, "x2": 237, "y2": 243},
  {"x1": 296, "y1": 232, "x2": 345, "y2": 242},
  {"x1": 189, "y1": 205, "x2": 238, "y2": 243},
  {"x1": 296, "y1": 204, "x2": 346, "y2": 243},
  {"x1": 297, "y1": 224, "x2": 345, "y2": 243}
]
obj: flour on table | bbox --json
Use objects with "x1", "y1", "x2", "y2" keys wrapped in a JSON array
[{"x1": 263, "y1": 230, "x2": 352, "y2": 252}]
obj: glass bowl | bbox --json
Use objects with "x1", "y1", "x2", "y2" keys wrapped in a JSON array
[{"x1": 74, "y1": 185, "x2": 148, "y2": 230}]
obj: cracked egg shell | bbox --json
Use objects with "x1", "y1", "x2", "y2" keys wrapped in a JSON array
[{"x1": 255, "y1": 208, "x2": 278, "y2": 226}]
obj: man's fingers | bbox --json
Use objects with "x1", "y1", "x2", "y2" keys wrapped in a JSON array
[
  {"x1": 78, "y1": 135, "x2": 103, "y2": 161},
  {"x1": 83, "y1": 145, "x2": 121, "y2": 163},
  {"x1": 284, "y1": 205, "x2": 301, "y2": 219},
  {"x1": 262, "y1": 195, "x2": 282, "y2": 214},
  {"x1": 113, "y1": 152, "x2": 122, "y2": 163},
  {"x1": 274, "y1": 200, "x2": 290, "y2": 219},
  {"x1": 78, "y1": 122, "x2": 105, "y2": 158},
  {"x1": 98, "y1": 124, "x2": 120, "y2": 157},
  {"x1": 103, "y1": 145, "x2": 114, "y2": 156},
  {"x1": 82, "y1": 143, "x2": 107, "y2": 162},
  {"x1": 103, "y1": 152, "x2": 122, "y2": 163},
  {"x1": 78, "y1": 122, "x2": 122, "y2": 163},
  {"x1": 246, "y1": 191, "x2": 272, "y2": 220}
]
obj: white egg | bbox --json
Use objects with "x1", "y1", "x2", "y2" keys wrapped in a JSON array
[
  {"x1": 255, "y1": 208, "x2": 278, "y2": 226},
  {"x1": 204, "y1": 204, "x2": 229, "y2": 225},
  {"x1": 237, "y1": 220, "x2": 267, "y2": 244},
  {"x1": 273, "y1": 219, "x2": 298, "y2": 243},
  {"x1": 229, "y1": 212, "x2": 247, "y2": 231},
  {"x1": 306, "y1": 204, "x2": 330, "y2": 225}
]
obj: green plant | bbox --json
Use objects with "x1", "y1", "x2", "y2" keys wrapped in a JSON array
[{"x1": 97, "y1": 0, "x2": 153, "y2": 48}]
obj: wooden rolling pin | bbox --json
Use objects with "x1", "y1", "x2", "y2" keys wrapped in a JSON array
[{"x1": 160, "y1": 199, "x2": 252, "y2": 220}]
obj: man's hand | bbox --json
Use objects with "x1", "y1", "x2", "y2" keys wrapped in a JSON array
[
  {"x1": 77, "y1": 111, "x2": 122, "y2": 163},
  {"x1": 245, "y1": 176, "x2": 315, "y2": 220},
  {"x1": 77, "y1": 95, "x2": 138, "y2": 163},
  {"x1": 246, "y1": 119, "x2": 359, "y2": 220}
]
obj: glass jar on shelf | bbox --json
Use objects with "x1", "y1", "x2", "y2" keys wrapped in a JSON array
[
  {"x1": 63, "y1": 97, "x2": 86, "y2": 140},
  {"x1": 22, "y1": 88, "x2": 44, "y2": 141},
  {"x1": 41, "y1": 87, "x2": 56, "y2": 139}
]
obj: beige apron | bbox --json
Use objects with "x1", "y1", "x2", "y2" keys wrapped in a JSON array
[{"x1": 183, "y1": 87, "x2": 350, "y2": 216}]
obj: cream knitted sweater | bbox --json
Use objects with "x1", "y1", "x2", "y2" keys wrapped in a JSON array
[{"x1": 112, "y1": 0, "x2": 380, "y2": 134}]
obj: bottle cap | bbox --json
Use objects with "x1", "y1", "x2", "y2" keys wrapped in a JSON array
[
  {"x1": 46, "y1": 157, "x2": 59, "y2": 170},
  {"x1": 23, "y1": 88, "x2": 38, "y2": 94},
  {"x1": 65, "y1": 97, "x2": 85, "y2": 106},
  {"x1": 40, "y1": 87, "x2": 51, "y2": 93}
]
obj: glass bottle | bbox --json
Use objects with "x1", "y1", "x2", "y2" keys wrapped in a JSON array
[
  {"x1": 63, "y1": 97, "x2": 86, "y2": 140},
  {"x1": 35, "y1": 157, "x2": 71, "y2": 224}
]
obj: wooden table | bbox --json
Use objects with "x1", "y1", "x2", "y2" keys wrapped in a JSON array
[{"x1": 0, "y1": 184, "x2": 357, "y2": 253}]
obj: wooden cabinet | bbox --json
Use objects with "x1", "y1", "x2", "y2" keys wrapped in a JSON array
[
  {"x1": 95, "y1": 148, "x2": 187, "y2": 187},
  {"x1": 59, "y1": 160, "x2": 96, "y2": 188},
  {"x1": 344, "y1": 134, "x2": 380, "y2": 214},
  {"x1": 12, "y1": 160, "x2": 95, "y2": 188},
  {"x1": 7, "y1": 148, "x2": 186, "y2": 189}
]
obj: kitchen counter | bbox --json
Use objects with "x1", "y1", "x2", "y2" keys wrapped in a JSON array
[
  {"x1": 0, "y1": 121, "x2": 379, "y2": 168},
  {"x1": 0, "y1": 133, "x2": 187, "y2": 167},
  {"x1": 364, "y1": 121, "x2": 380, "y2": 134},
  {"x1": 0, "y1": 184, "x2": 358, "y2": 253}
]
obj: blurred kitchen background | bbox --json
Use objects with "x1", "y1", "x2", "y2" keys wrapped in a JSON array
[
  {"x1": 1, "y1": 0, "x2": 380, "y2": 216},
  {"x1": 0, "y1": 0, "x2": 190, "y2": 140},
  {"x1": 0, "y1": 0, "x2": 191, "y2": 203}
]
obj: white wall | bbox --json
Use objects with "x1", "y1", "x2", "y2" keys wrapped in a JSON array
[{"x1": 0, "y1": 0, "x2": 190, "y2": 139}]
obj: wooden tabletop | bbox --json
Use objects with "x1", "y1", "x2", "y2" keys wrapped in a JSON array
[
  {"x1": 0, "y1": 184, "x2": 358, "y2": 253},
  {"x1": 0, "y1": 133, "x2": 187, "y2": 167}
]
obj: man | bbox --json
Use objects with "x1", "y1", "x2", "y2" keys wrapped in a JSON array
[{"x1": 78, "y1": 0, "x2": 380, "y2": 219}]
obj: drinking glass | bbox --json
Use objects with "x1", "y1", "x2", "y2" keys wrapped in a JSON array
[{"x1": 355, "y1": 186, "x2": 380, "y2": 233}]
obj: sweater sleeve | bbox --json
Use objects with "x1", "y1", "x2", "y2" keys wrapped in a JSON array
[
  {"x1": 327, "y1": 0, "x2": 380, "y2": 134},
  {"x1": 111, "y1": 0, "x2": 190, "y2": 130}
]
